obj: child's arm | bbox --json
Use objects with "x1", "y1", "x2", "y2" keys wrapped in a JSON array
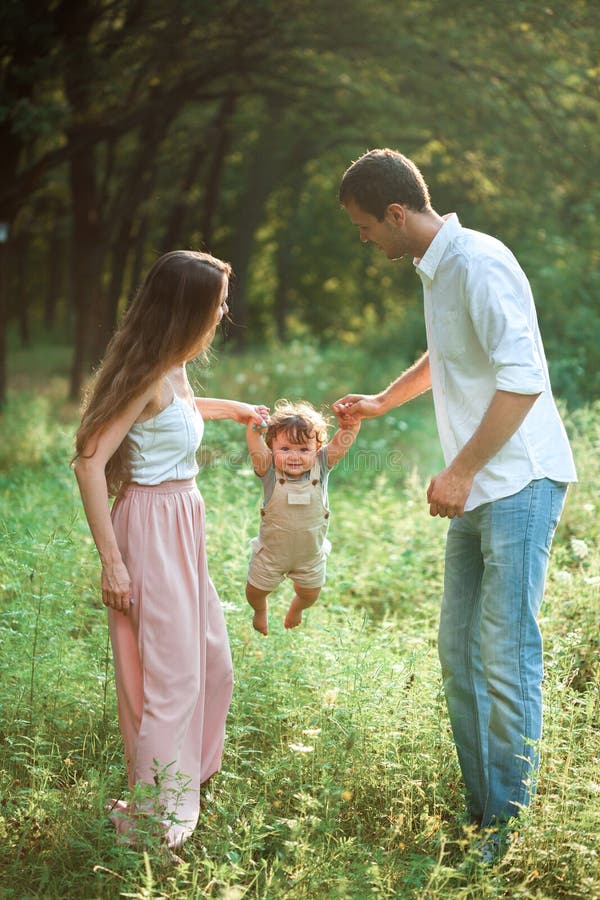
[
  {"x1": 326, "y1": 414, "x2": 361, "y2": 467},
  {"x1": 195, "y1": 398, "x2": 270, "y2": 425},
  {"x1": 246, "y1": 421, "x2": 272, "y2": 477}
]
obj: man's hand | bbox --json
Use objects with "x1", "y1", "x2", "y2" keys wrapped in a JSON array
[
  {"x1": 334, "y1": 406, "x2": 361, "y2": 428},
  {"x1": 426, "y1": 466, "x2": 473, "y2": 518},
  {"x1": 332, "y1": 393, "x2": 386, "y2": 420},
  {"x1": 426, "y1": 390, "x2": 541, "y2": 518}
]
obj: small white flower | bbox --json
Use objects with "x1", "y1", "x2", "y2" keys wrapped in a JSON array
[
  {"x1": 322, "y1": 688, "x2": 339, "y2": 707},
  {"x1": 554, "y1": 570, "x2": 573, "y2": 583},
  {"x1": 289, "y1": 743, "x2": 314, "y2": 753},
  {"x1": 221, "y1": 888, "x2": 246, "y2": 900},
  {"x1": 570, "y1": 538, "x2": 589, "y2": 560}
]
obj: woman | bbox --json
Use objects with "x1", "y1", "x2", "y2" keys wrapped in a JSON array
[{"x1": 73, "y1": 250, "x2": 268, "y2": 851}]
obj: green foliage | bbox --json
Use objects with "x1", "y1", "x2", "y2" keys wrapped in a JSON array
[
  {"x1": 0, "y1": 393, "x2": 52, "y2": 471},
  {"x1": 3, "y1": 0, "x2": 600, "y2": 401},
  {"x1": 0, "y1": 349, "x2": 599, "y2": 897}
]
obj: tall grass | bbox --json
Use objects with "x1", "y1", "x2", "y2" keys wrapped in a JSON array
[{"x1": 0, "y1": 343, "x2": 598, "y2": 898}]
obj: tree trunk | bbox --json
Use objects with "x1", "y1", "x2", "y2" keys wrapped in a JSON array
[
  {"x1": 201, "y1": 93, "x2": 237, "y2": 249},
  {"x1": 43, "y1": 233, "x2": 63, "y2": 330},
  {"x1": 61, "y1": 0, "x2": 108, "y2": 399},
  {"x1": 0, "y1": 235, "x2": 8, "y2": 408},
  {"x1": 0, "y1": 1, "x2": 54, "y2": 405},
  {"x1": 14, "y1": 235, "x2": 31, "y2": 347},
  {"x1": 96, "y1": 107, "x2": 174, "y2": 360},
  {"x1": 128, "y1": 216, "x2": 148, "y2": 307},
  {"x1": 160, "y1": 93, "x2": 237, "y2": 253},
  {"x1": 67, "y1": 142, "x2": 106, "y2": 399},
  {"x1": 274, "y1": 233, "x2": 293, "y2": 343},
  {"x1": 227, "y1": 104, "x2": 284, "y2": 350},
  {"x1": 160, "y1": 143, "x2": 206, "y2": 253}
]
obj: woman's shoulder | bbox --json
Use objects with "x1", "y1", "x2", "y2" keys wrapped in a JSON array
[{"x1": 132, "y1": 377, "x2": 172, "y2": 424}]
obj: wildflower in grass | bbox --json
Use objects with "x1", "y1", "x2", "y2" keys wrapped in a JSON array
[
  {"x1": 555, "y1": 570, "x2": 574, "y2": 583},
  {"x1": 322, "y1": 687, "x2": 339, "y2": 707},
  {"x1": 289, "y1": 743, "x2": 314, "y2": 753},
  {"x1": 571, "y1": 538, "x2": 589, "y2": 560},
  {"x1": 221, "y1": 888, "x2": 246, "y2": 900}
]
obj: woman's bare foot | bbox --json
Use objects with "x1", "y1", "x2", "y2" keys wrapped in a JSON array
[
  {"x1": 106, "y1": 798, "x2": 139, "y2": 846},
  {"x1": 284, "y1": 594, "x2": 304, "y2": 629},
  {"x1": 253, "y1": 607, "x2": 268, "y2": 635},
  {"x1": 106, "y1": 797, "x2": 129, "y2": 828}
]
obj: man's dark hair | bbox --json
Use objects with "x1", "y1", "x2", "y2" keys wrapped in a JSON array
[{"x1": 339, "y1": 148, "x2": 431, "y2": 220}]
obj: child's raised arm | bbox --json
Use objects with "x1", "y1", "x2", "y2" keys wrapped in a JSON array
[
  {"x1": 246, "y1": 421, "x2": 272, "y2": 477},
  {"x1": 326, "y1": 411, "x2": 361, "y2": 467}
]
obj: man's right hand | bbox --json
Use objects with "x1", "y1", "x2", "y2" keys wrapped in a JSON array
[{"x1": 332, "y1": 393, "x2": 386, "y2": 420}]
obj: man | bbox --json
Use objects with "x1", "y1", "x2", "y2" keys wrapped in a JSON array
[{"x1": 334, "y1": 148, "x2": 576, "y2": 859}]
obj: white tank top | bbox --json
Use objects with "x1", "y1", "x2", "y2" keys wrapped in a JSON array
[{"x1": 127, "y1": 388, "x2": 204, "y2": 485}]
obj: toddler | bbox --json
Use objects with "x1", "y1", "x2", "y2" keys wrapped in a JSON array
[{"x1": 245, "y1": 399, "x2": 360, "y2": 634}]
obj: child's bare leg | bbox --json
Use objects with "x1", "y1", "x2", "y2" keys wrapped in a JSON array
[
  {"x1": 246, "y1": 582, "x2": 270, "y2": 635},
  {"x1": 285, "y1": 585, "x2": 321, "y2": 629}
]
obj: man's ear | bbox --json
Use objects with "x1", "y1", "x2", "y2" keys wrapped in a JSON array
[{"x1": 385, "y1": 203, "x2": 406, "y2": 227}]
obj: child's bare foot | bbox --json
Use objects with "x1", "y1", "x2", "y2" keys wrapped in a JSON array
[
  {"x1": 253, "y1": 607, "x2": 268, "y2": 635},
  {"x1": 284, "y1": 594, "x2": 304, "y2": 629}
]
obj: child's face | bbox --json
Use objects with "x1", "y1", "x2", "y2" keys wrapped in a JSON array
[{"x1": 271, "y1": 430, "x2": 318, "y2": 476}]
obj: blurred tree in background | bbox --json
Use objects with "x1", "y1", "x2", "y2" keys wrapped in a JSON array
[{"x1": 0, "y1": 0, "x2": 598, "y2": 403}]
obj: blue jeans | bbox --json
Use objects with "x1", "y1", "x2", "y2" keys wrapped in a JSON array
[{"x1": 438, "y1": 478, "x2": 567, "y2": 827}]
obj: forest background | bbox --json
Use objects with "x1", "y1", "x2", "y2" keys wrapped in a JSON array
[{"x1": 1, "y1": 0, "x2": 599, "y2": 406}]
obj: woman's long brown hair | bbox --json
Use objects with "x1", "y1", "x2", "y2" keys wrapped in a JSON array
[{"x1": 74, "y1": 250, "x2": 231, "y2": 496}]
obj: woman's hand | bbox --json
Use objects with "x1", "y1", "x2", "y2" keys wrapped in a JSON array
[
  {"x1": 234, "y1": 403, "x2": 270, "y2": 426},
  {"x1": 196, "y1": 398, "x2": 270, "y2": 424},
  {"x1": 101, "y1": 560, "x2": 134, "y2": 615}
]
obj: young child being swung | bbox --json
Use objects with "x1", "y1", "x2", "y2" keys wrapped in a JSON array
[{"x1": 245, "y1": 399, "x2": 360, "y2": 635}]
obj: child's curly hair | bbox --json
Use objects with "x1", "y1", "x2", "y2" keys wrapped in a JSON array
[{"x1": 265, "y1": 400, "x2": 329, "y2": 449}]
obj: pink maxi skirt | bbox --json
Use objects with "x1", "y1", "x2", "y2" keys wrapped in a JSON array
[{"x1": 108, "y1": 479, "x2": 233, "y2": 848}]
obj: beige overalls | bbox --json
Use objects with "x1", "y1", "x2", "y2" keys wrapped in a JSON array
[{"x1": 247, "y1": 454, "x2": 331, "y2": 591}]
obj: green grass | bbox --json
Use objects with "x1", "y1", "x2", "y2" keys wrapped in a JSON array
[{"x1": 0, "y1": 342, "x2": 599, "y2": 898}]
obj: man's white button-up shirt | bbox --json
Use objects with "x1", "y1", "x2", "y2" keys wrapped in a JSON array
[{"x1": 415, "y1": 214, "x2": 576, "y2": 511}]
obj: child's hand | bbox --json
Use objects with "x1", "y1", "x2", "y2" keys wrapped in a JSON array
[
  {"x1": 251, "y1": 404, "x2": 270, "y2": 433},
  {"x1": 334, "y1": 403, "x2": 361, "y2": 427}
]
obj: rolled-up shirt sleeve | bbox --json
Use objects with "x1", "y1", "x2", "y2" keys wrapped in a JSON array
[{"x1": 466, "y1": 255, "x2": 547, "y2": 395}]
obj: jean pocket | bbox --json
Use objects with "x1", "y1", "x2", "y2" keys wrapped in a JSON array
[{"x1": 544, "y1": 484, "x2": 567, "y2": 551}]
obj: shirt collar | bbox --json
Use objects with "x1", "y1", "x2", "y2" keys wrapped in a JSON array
[{"x1": 414, "y1": 213, "x2": 461, "y2": 280}]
